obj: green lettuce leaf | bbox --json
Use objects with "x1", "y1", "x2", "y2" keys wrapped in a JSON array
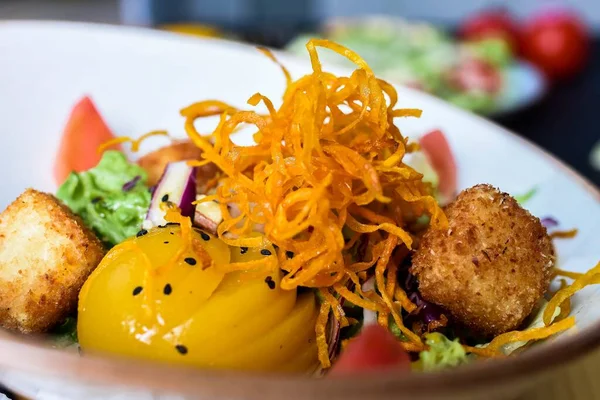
[
  {"x1": 514, "y1": 187, "x2": 538, "y2": 204},
  {"x1": 51, "y1": 317, "x2": 78, "y2": 348},
  {"x1": 56, "y1": 150, "x2": 150, "y2": 246},
  {"x1": 416, "y1": 332, "x2": 467, "y2": 371}
]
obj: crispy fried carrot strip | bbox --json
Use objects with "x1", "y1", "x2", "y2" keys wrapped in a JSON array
[
  {"x1": 488, "y1": 317, "x2": 575, "y2": 350},
  {"x1": 555, "y1": 279, "x2": 572, "y2": 322},
  {"x1": 98, "y1": 130, "x2": 169, "y2": 153},
  {"x1": 550, "y1": 229, "x2": 578, "y2": 239},
  {"x1": 315, "y1": 300, "x2": 332, "y2": 368},
  {"x1": 553, "y1": 268, "x2": 584, "y2": 280}
]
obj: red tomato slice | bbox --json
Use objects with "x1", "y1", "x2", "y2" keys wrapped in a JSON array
[
  {"x1": 329, "y1": 325, "x2": 410, "y2": 376},
  {"x1": 419, "y1": 130, "x2": 457, "y2": 202},
  {"x1": 54, "y1": 96, "x2": 120, "y2": 185}
]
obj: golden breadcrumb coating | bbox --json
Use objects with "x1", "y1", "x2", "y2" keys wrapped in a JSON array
[
  {"x1": 411, "y1": 184, "x2": 554, "y2": 337},
  {"x1": 0, "y1": 189, "x2": 105, "y2": 333}
]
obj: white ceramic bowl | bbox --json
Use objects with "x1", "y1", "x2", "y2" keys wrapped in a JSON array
[{"x1": 0, "y1": 20, "x2": 598, "y2": 400}]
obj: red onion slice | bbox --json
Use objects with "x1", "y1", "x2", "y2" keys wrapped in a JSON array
[
  {"x1": 313, "y1": 308, "x2": 342, "y2": 377},
  {"x1": 312, "y1": 277, "x2": 361, "y2": 375},
  {"x1": 193, "y1": 194, "x2": 222, "y2": 235},
  {"x1": 144, "y1": 161, "x2": 196, "y2": 228},
  {"x1": 327, "y1": 310, "x2": 341, "y2": 361},
  {"x1": 361, "y1": 277, "x2": 378, "y2": 326}
]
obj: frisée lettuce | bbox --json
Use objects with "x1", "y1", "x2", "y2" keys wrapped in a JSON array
[
  {"x1": 415, "y1": 332, "x2": 467, "y2": 371},
  {"x1": 57, "y1": 150, "x2": 150, "y2": 246}
]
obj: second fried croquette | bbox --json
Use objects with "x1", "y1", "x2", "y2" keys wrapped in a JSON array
[{"x1": 411, "y1": 184, "x2": 554, "y2": 337}]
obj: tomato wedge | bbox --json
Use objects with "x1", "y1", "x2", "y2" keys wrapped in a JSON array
[
  {"x1": 329, "y1": 325, "x2": 410, "y2": 375},
  {"x1": 419, "y1": 130, "x2": 457, "y2": 202},
  {"x1": 54, "y1": 96, "x2": 119, "y2": 185}
]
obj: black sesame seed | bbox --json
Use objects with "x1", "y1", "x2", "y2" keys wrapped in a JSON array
[
  {"x1": 91, "y1": 196, "x2": 102, "y2": 204},
  {"x1": 163, "y1": 283, "x2": 172, "y2": 295},
  {"x1": 184, "y1": 257, "x2": 197, "y2": 266},
  {"x1": 240, "y1": 247, "x2": 248, "y2": 254},
  {"x1": 175, "y1": 345, "x2": 188, "y2": 355},
  {"x1": 136, "y1": 229, "x2": 148, "y2": 237},
  {"x1": 265, "y1": 276, "x2": 276, "y2": 290},
  {"x1": 164, "y1": 241, "x2": 169, "y2": 244},
  {"x1": 166, "y1": 222, "x2": 180, "y2": 226},
  {"x1": 260, "y1": 249, "x2": 272, "y2": 256},
  {"x1": 200, "y1": 232, "x2": 210, "y2": 241},
  {"x1": 132, "y1": 286, "x2": 143, "y2": 296},
  {"x1": 170, "y1": 232, "x2": 174, "y2": 235},
  {"x1": 161, "y1": 194, "x2": 169, "y2": 202},
  {"x1": 286, "y1": 251, "x2": 294, "y2": 259}
]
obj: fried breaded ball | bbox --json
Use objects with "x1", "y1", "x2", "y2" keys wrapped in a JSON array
[
  {"x1": 137, "y1": 140, "x2": 217, "y2": 188},
  {"x1": 411, "y1": 184, "x2": 554, "y2": 337},
  {"x1": 0, "y1": 189, "x2": 105, "y2": 333}
]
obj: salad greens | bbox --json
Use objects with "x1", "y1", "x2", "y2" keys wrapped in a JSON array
[
  {"x1": 57, "y1": 150, "x2": 151, "y2": 246},
  {"x1": 514, "y1": 187, "x2": 538, "y2": 204},
  {"x1": 51, "y1": 317, "x2": 78, "y2": 348},
  {"x1": 416, "y1": 332, "x2": 467, "y2": 371},
  {"x1": 388, "y1": 318, "x2": 408, "y2": 341}
]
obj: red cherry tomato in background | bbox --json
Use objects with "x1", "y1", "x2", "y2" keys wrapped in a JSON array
[
  {"x1": 520, "y1": 10, "x2": 589, "y2": 80},
  {"x1": 459, "y1": 9, "x2": 521, "y2": 53},
  {"x1": 329, "y1": 325, "x2": 411, "y2": 376}
]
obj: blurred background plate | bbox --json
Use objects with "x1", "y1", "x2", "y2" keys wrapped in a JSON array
[
  {"x1": 492, "y1": 60, "x2": 546, "y2": 116},
  {"x1": 286, "y1": 16, "x2": 546, "y2": 117}
]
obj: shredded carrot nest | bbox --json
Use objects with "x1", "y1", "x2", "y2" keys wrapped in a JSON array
[{"x1": 181, "y1": 39, "x2": 446, "y2": 367}]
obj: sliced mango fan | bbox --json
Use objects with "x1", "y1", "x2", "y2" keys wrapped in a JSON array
[{"x1": 116, "y1": 39, "x2": 590, "y2": 368}]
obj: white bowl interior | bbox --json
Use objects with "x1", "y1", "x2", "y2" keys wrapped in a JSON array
[{"x1": 0, "y1": 19, "x2": 598, "y2": 362}]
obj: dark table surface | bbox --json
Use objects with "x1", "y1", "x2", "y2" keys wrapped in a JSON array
[{"x1": 493, "y1": 39, "x2": 600, "y2": 188}]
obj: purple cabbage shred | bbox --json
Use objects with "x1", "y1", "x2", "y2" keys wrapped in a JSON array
[
  {"x1": 541, "y1": 216, "x2": 559, "y2": 229},
  {"x1": 399, "y1": 259, "x2": 448, "y2": 330},
  {"x1": 122, "y1": 175, "x2": 141, "y2": 192}
]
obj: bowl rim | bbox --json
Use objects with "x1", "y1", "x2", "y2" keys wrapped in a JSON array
[{"x1": 0, "y1": 19, "x2": 599, "y2": 399}]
